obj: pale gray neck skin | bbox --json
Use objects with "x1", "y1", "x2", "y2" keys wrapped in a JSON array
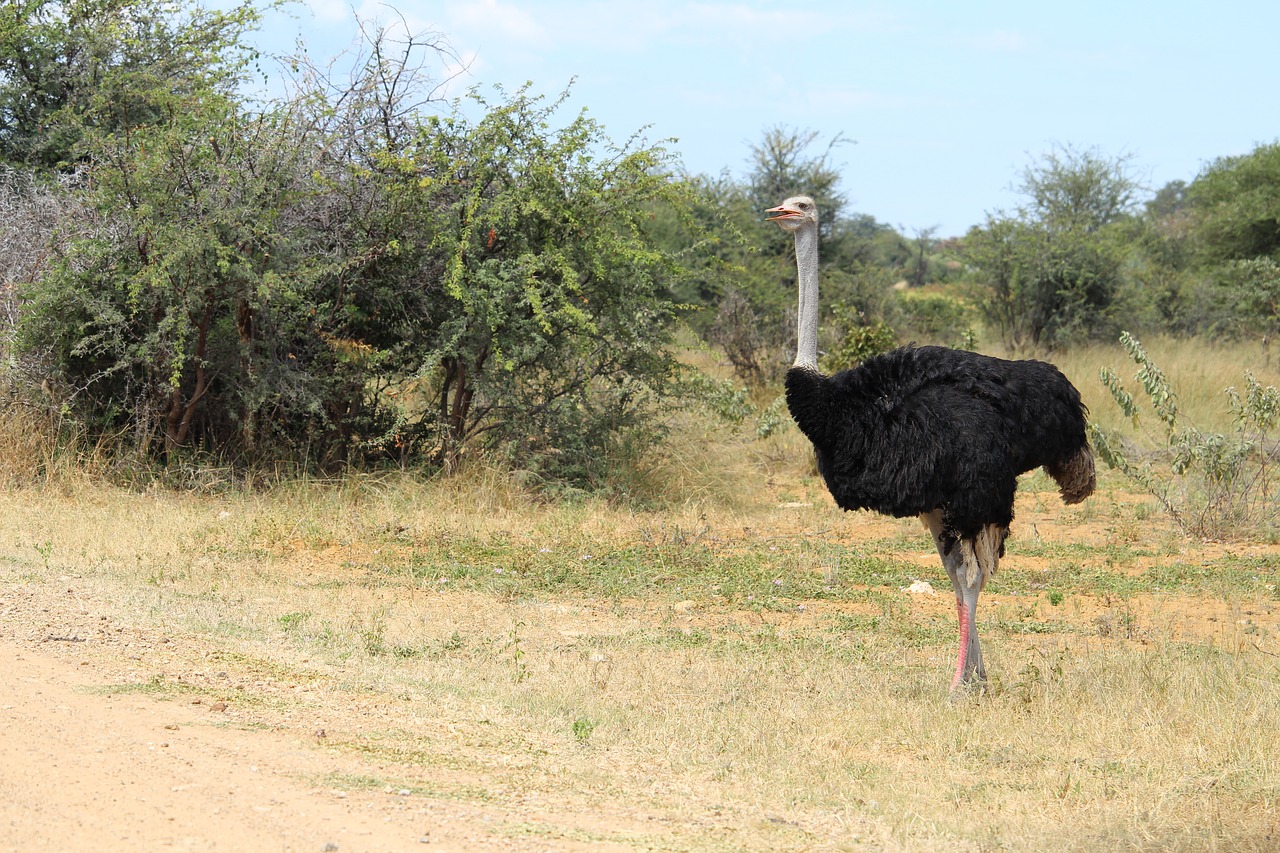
[{"x1": 793, "y1": 220, "x2": 820, "y2": 371}]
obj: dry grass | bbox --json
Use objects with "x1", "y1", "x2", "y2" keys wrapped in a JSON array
[
  {"x1": 3, "y1": 459, "x2": 1279, "y2": 850},
  {"x1": 0, "y1": 401, "x2": 61, "y2": 486},
  {"x1": 1049, "y1": 335, "x2": 1280, "y2": 439},
  {"x1": 1051, "y1": 336, "x2": 1280, "y2": 541}
]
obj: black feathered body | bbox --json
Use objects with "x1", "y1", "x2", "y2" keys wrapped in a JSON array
[{"x1": 785, "y1": 345, "x2": 1091, "y2": 542}]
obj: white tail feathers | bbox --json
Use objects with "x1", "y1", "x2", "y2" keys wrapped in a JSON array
[
  {"x1": 1046, "y1": 445, "x2": 1096, "y2": 505},
  {"x1": 959, "y1": 524, "x2": 1005, "y2": 589}
]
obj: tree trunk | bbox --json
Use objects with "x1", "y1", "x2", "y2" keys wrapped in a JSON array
[
  {"x1": 163, "y1": 298, "x2": 215, "y2": 456},
  {"x1": 236, "y1": 297, "x2": 256, "y2": 453},
  {"x1": 437, "y1": 352, "x2": 483, "y2": 471}
]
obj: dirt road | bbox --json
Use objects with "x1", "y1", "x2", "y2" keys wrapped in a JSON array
[
  {"x1": 0, "y1": 563, "x2": 720, "y2": 853},
  {"x1": 0, "y1": 635, "x2": 530, "y2": 852},
  {"x1": 0, "y1": 577, "x2": 605, "y2": 853}
]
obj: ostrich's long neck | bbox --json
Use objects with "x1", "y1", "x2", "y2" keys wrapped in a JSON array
[{"x1": 793, "y1": 223, "x2": 820, "y2": 371}]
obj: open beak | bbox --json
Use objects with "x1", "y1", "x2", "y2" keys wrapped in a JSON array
[{"x1": 765, "y1": 204, "x2": 803, "y2": 222}]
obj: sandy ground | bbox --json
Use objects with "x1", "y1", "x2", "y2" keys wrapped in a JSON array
[
  {"x1": 0, "y1": 638, "x2": 446, "y2": 852},
  {"x1": 0, "y1": 572, "x2": 752, "y2": 853},
  {"x1": 0, "y1": 581, "x2": 611, "y2": 853},
  {"x1": 0, "y1": 650, "x2": 537, "y2": 853}
]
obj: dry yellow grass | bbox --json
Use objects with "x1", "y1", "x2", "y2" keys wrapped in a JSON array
[
  {"x1": 0, "y1": 402, "x2": 61, "y2": 485},
  {"x1": 2, "y1": 453, "x2": 1279, "y2": 850},
  {"x1": 1049, "y1": 335, "x2": 1280, "y2": 438}
]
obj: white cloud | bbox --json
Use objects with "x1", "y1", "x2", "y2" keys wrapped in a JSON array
[
  {"x1": 444, "y1": 48, "x2": 480, "y2": 78},
  {"x1": 801, "y1": 86, "x2": 901, "y2": 112},
  {"x1": 298, "y1": 2, "x2": 456, "y2": 42},
  {"x1": 440, "y1": 1, "x2": 895, "y2": 54},
  {"x1": 965, "y1": 29, "x2": 1032, "y2": 53},
  {"x1": 438, "y1": 48, "x2": 482, "y2": 96},
  {"x1": 304, "y1": 0, "x2": 358, "y2": 24},
  {"x1": 444, "y1": 0, "x2": 547, "y2": 45},
  {"x1": 673, "y1": 3, "x2": 864, "y2": 40}
]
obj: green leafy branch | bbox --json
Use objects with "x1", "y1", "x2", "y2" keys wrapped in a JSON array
[{"x1": 1091, "y1": 332, "x2": 1280, "y2": 539}]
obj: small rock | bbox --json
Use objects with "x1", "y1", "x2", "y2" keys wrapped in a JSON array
[
  {"x1": 902, "y1": 579, "x2": 935, "y2": 595},
  {"x1": 210, "y1": 701, "x2": 227, "y2": 713}
]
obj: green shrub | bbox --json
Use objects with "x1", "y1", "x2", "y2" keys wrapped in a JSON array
[
  {"x1": 894, "y1": 289, "x2": 977, "y2": 348},
  {"x1": 820, "y1": 311, "x2": 898, "y2": 372},
  {"x1": 1090, "y1": 332, "x2": 1280, "y2": 539}
]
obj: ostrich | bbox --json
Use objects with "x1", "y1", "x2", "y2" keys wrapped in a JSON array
[{"x1": 767, "y1": 195, "x2": 1095, "y2": 691}]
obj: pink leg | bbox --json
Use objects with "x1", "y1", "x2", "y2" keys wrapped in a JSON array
[
  {"x1": 950, "y1": 596, "x2": 969, "y2": 691},
  {"x1": 920, "y1": 512, "x2": 990, "y2": 692}
]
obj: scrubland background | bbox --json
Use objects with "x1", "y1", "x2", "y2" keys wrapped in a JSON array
[{"x1": 2, "y1": 2, "x2": 1280, "y2": 849}]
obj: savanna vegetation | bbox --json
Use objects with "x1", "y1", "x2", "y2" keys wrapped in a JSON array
[
  {"x1": 3, "y1": 2, "x2": 1280, "y2": 850},
  {"x1": 3, "y1": 0, "x2": 1279, "y2": 512}
]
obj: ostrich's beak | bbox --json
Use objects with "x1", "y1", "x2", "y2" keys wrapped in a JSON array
[{"x1": 766, "y1": 204, "x2": 803, "y2": 221}]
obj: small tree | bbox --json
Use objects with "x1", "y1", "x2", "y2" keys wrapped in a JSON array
[
  {"x1": 706, "y1": 289, "x2": 765, "y2": 386},
  {"x1": 748, "y1": 127, "x2": 847, "y2": 218},
  {"x1": 1091, "y1": 332, "x2": 1280, "y2": 539},
  {"x1": 906, "y1": 225, "x2": 938, "y2": 288},
  {"x1": 18, "y1": 12, "x2": 705, "y2": 486},
  {"x1": 382, "y1": 87, "x2": 696, "y2": 480},
  {"x1": 1019, "y1": 145, "x2": 1140, "y2": 232},
  {"x1": 964, "y1": 146, "x2": 1137, "y2": 350},
  {"x1": 0, "y1": 166, "x2": 79, "y2": 357},
  {"x1": 963, "y1": 215, "x2": 1033, "y2": 347},
  {"x1": 1171, "y1": 141, "x2": 1280, "y2": 339},
  {"x1": 0, "y1": 0, "x2": 268, "y2": 169},
  {"x1": 1188, "y1": 141, "x2": 1280, "y2": 264},
  {"x1": 19, "y1": 93, "x2": 322, "y2": 460}
]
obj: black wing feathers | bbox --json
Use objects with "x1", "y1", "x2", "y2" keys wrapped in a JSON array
[{"x1": 786, "y1": 345, "x2": 1090, "y2": 540}]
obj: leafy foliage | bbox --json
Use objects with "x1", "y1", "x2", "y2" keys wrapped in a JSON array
[
  {"x1": 1188, "y1": 141, "x2": 1280, "y2": 264},
  {"x1": 1118, "y1": 142, "x2": 1280, "y2": 340},
  {"x1": 820, "y1": 309, "x2": 898, "y2": 372},
  {"x1": 10, "y1": 1, "x2": 1280, "y2": 502},
  {"x1": 0, "y1": 0, "x2": 268, "y2": 169},
  {"x1": 1019, "y1": 145, "x2": 1140, "y2": 231},
  {"x1": 685, "y1": 128, "x2": 905, "y2": 384},
  {"x1": 964, "y1": 146, "x2": 1138, "y2": 350},
  {"x1": 706, "y1": 288, "x2": 766, "y2": 386},
  {"x1": 14, "y1": 9, "x2": 704, "y2": 487},
  {"x1": 893, "y1": 289, "x2": 977, "y2": 349},
  {"x1": 19, "y1": 92, "x2": 322, "y2": 461},
  {"x1": 383, "y1": 87, "x2": 697, "y2": 482},
  {"x1": 1091, "y1": 332, "x2": 1280, "y2": 539}
]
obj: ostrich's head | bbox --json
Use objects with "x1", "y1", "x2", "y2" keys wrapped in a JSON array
[{"x1": 766, "y1": 195, "x2": 818, "y2": 233}]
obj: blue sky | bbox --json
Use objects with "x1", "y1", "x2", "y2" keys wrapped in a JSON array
[{"x1": 249, "y1": 1, "x2": 1280, "y2": 237}]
